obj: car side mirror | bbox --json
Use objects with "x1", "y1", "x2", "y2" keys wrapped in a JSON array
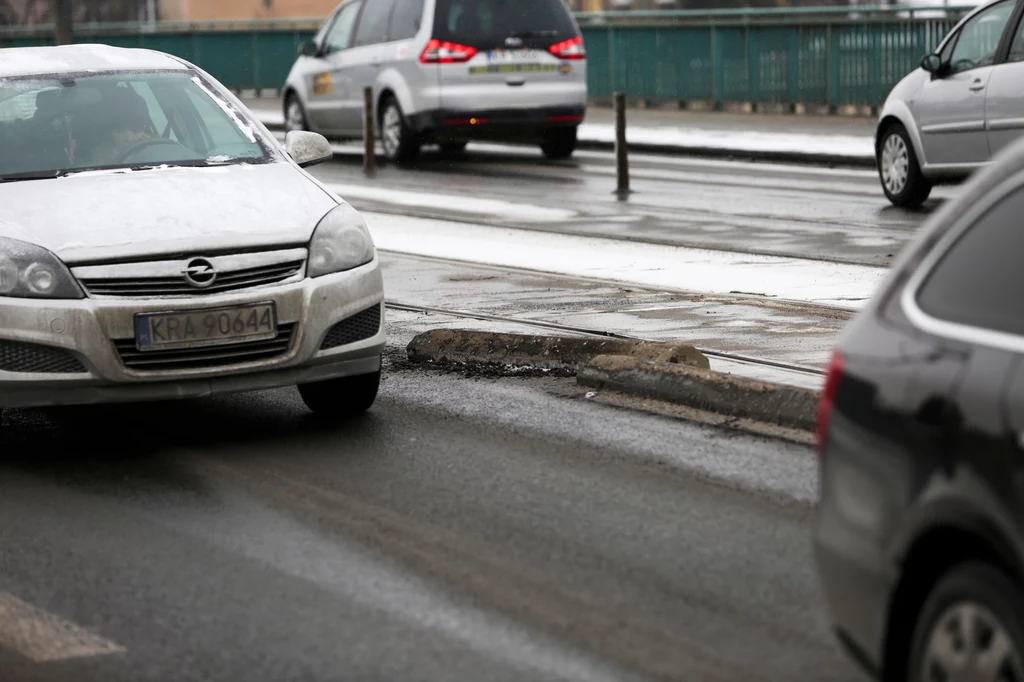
[
  {"x1": 285, "y1": 130, "x2": 333, "y2": 168},
  {"x1": 299, "y1": 40, "x2": 319, "y2": 57},
  {"x1": 921, "y1": 53, "x2": 943, "y2": 74}
]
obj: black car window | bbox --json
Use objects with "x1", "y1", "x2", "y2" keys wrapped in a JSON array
[
  {"x1": 1007, "y1": 10, "x2": 1024, "y2": 62},
  {"x1": 388, "y1": 0, "x2": 424, "y2": 42},
  {"x1": 433, "y1": 0, "x2": 577, "y2": 50},
  {"x1": 917, "y1": 187, "x2": 1024, "y2": 337},
  {"x1": 948, "y1": 0, "x2": 1014, "y2": 73},
  {"x1": 324, "y1": 0, "x2": 362, "y2": 53},
  {"x1": 354, "y1": 0, "x2": 397, "y2": 47}
]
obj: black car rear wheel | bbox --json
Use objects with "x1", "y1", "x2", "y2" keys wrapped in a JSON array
[
  {"x1": 380, "y1": 97, "x2": 420, "y2": 163},
  {"x1": 298, "y1": 368, "x2": 381, "y2": 417},
  {"x1": 540, "y1": 127, "x2": 577, "y2": 160},
  {"x1": 909, "y1": 562, "x2": 1024, "y2": 682}
]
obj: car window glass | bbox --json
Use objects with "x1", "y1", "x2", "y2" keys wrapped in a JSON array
[
  {"x1": 949, "y1": 0, "x2": 1013, "y2": 73},
  {"x1": 354, "y1": 0, "x2": 397, "y2": 47},
  {"x1": 1007, "y1": 13, "x2": 1024, "y2": 62},
  {"x1": 917, "y1": 187, "x2": 1024, "y2": 337},
  {"x1": 324, "y1": 0, "x2": 362, "y2": 53},
  {"x1": 433, "y1": 0, "x2": 577, "y2": 49},
  {"x1": 388, "y1": 0, "x2": 424, "y2": 42},
  {"x1": 0, "y1": 71, "x2": 269, "y2": 178},
  {"x1": 314, "y1": 9, "x2": 338, "y2": 45}
]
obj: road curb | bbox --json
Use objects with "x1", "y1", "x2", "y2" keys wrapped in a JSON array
[
  {"x1": 255, "y1": 116, "x2": 875, "y2": 169},
  {"x1": 578, "y1": 355, "x2": 821, "y2": 432},
  {"x1": 406, "y1": 329, "x2": 709, "y2": 372}
]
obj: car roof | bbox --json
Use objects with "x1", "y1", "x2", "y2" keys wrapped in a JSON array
[{"x1": 0, "y1": 44, "x2": 189, "y2": 79}]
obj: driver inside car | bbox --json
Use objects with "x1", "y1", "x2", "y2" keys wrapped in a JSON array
[{"x1": 86, "y1": 86, "x2": 157, "y2": 166}]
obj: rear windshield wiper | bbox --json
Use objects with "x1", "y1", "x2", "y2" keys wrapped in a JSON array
[{"x1": 509, "y1": 30, "x2": 560, "y2": 38}]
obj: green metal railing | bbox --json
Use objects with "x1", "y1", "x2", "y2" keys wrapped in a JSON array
[{"x1": 0, "y1": 5, "x2": 977, "y2": 110}]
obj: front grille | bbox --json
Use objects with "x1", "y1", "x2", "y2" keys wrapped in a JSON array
[
  {"x1": 321, "y1": 306, "x2": 381, "y2": 350},
  {"x1": 114, "y1": 323, "x2": 296, "y2": 371},
  {"x1": 82, "y1": 260, "x2": 305, "y2": 298},
  {"x1": 0, "y1": 340, "x2": 86, "y2": 374}
]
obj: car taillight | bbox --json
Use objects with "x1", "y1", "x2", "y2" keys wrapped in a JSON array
[
  {"x1": 549, "y1": 36, "x2": 586, "y2": 60},
  {"x1": 816, "y1": 351, "x2": 845, "y2": 454},
  {"x1": 420, "y1": 39, "x2": 478, "y2": 64}
]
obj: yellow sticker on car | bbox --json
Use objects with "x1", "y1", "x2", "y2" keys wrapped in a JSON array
[
  {"x1": 468, "y1": 64, "x2": 557, "y2": 75},
  {"x1": 559, "y1": 64, "x2": 573, "y2": 74},
  {"x1": 313, "y1": 72, "x2": 332, "y2": 96}
]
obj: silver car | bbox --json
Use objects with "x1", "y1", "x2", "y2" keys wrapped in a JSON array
[
  {"x1": 0, "y1": 45, "x2": 386, "y2": 422},
  {"x1": 876, "y1": 0, "x2": 1024, "y2": 207},
  {"x1": 282, "y1": 0, "x2": 588, "y2": 162}
]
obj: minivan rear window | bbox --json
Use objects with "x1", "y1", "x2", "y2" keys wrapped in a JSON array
[{"x1": 432, "y1": 0, "x2": 578, "y2": 50}]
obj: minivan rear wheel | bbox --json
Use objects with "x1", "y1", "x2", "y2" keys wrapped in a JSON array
[
  {"x1": 380, "y1": 97, "x2": 419, "y2": 163},
  {"x1": 908, "y1": 562, "x2": 1024, "y2": 682},
  {"x1": 879, "y1": 122, "x2": 931, "y2": 208},
  {"x1": 540, "y1": 128, "x2": 578, "y2": 160}
]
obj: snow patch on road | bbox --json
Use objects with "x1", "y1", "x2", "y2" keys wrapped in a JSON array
[
  {"x1": 330, "y1": 184, "x2": 577, "y2": 222},
  {"x1": 578, "y1": 124, "x2": 875, "y2": 160},
  {"x1": 364, "y1": 212, "x2": 886, "y2": 309}
]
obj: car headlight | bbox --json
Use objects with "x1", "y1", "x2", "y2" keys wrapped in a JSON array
[
  {"x1": 307, "y1": 203, "x2": 375, "y2": 278},
  {"x1": 0, "y1": 237, "x2": 83, "y2": 299}
]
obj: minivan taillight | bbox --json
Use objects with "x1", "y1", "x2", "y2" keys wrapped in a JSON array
[
  {"x1": 816, "y1": 351, "x2": 845, "y2": 454},
  {"x1": 549, "y1": 36, "x2": 586, "y2": 60},
  {"x1": 420, "y1": 39, "x2": 478, "y2": 64}
]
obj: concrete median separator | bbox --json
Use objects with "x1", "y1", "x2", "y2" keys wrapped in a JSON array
[
  {"x1": 578, "y1": 355, "x2": 820, "y2": 432},
  {"x1": 406, "y1": 329, "x2": 709, "y2": 373}
]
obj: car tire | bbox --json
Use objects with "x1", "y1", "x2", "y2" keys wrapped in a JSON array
[
  {"x1": 298, "y1": 368, "x2": 381, "y2": 417},
  {"x1": 379, "y1": 97, "x2": 419, "y2": 163},
  {"x1": 439, "y1": 141, "x2": 468, "y2": 154},
  {"x1": 285, "y1": 93, "x2": 308, "y2": 133},
  {"x1": 878, "y1": 122, "x2": 931, "y2": 208},
  {"x1": 908, "y1": 562, "x2": 1024, "y2": 682},
  {"x1": 540, "y1": 128, "x2": 578, "y2": 160}
]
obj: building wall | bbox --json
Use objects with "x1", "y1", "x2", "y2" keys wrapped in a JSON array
[{"x1": 160, "y1": 0, "x2": 340, "y2": 22}]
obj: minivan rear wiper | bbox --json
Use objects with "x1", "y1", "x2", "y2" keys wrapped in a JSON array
[{"x1": 508, "y1": 30, "x2": 559, "y2": 38}]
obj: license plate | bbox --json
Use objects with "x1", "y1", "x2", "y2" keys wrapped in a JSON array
[
  {"x1": 134, "y1": 302, "x2": 277, "y2": 352},
  {"x1": 487, "y1": 49, "x2": 543, "y2": 64}
]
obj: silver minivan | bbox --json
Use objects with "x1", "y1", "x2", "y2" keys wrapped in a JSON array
[
  {"x1": 876, "y1": 0, "x2": 1024, "y2": 207},
  {"x1": 282, "y1": 0, "x2": 588, "y2": 162}
]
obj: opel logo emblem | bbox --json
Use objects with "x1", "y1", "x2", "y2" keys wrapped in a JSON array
[{"x1": 182, "y1": 257, "x2": 217, "y2": 288}]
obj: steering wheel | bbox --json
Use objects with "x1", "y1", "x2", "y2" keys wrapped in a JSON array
[
  {"x1": 114, "y1": 137, "x2": 188, "y2": 164},
  {"x1": 951, "y1": 58, "x2": 977, "y2": 72}
]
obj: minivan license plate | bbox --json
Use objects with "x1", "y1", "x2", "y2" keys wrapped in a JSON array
[
  {"x1": 135, "y1": 302, "x2": 277, "y2": 352},
  {"x1": 487, "y1": 49, "x2": 543, "y2": 64}
]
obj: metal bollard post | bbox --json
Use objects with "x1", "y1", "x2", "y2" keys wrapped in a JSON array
[
  {"x1": 614, "y1": 92, "x2": 630, "y2": 197},
  {"x1": 363, "y1": 86, "x2": 376, "y2": 177}
]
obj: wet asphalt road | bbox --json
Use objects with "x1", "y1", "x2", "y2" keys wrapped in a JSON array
[
  {"x1": 306, "y1": 141, "x2": 950, "y2": 267},
  {"x1": 0, "y1": 346, "x2": 862, "y2": 682}
]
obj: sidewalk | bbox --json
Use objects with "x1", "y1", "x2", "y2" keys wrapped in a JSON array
[{"x1": 243, "y1": 96, "x2": 877, "y2": 167}]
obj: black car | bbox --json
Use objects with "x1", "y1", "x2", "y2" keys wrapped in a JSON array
[{"x1": 814, "y1": 137, "x2": 1024, "y2": 681}]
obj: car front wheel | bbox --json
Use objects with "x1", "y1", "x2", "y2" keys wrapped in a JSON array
[
  {"x1": 908, "y1": 562, "x2": 1024, "y2": 682},
  {"x1": 878, "y1": 123, "x2": 931, "y2": 208},
  {"x1": 298, "y1": 368, "x2": 381, "y2": 417}
]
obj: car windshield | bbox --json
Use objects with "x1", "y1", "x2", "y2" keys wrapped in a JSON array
[{"x1": 0, "y1": 70, "x2": 271, "y2": 180}]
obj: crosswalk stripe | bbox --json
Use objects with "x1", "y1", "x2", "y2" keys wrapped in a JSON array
[{"x1": 0, "y1": 591, "x2": 126, "y2": 662}]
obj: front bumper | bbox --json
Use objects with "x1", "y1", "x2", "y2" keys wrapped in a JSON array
[
  {"x1": 0, "y1": 257, "x2": 386, "y2": 409},
  {"x1": 408, "y1": 105, "x2": 586, "y2": 142}
]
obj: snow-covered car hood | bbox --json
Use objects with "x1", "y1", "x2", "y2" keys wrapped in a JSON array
[{"x1": 0, "y1": 161, "x2": 339, "y2": 264}]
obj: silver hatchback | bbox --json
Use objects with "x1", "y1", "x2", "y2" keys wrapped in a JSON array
[
  {"x1": 876, "y1": 0, "x2": 1024, "y2": 206},
  {"x1": 0, "y1": 45, "x2": 386, "y2": 421},
  {"x1": 282, "y1": 0, "x2": 588, "y2": 162}
]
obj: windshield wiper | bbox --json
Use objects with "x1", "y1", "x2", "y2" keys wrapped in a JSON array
[{"x1": 0, "y1": 169, "x2": 78, "y2": 184}]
